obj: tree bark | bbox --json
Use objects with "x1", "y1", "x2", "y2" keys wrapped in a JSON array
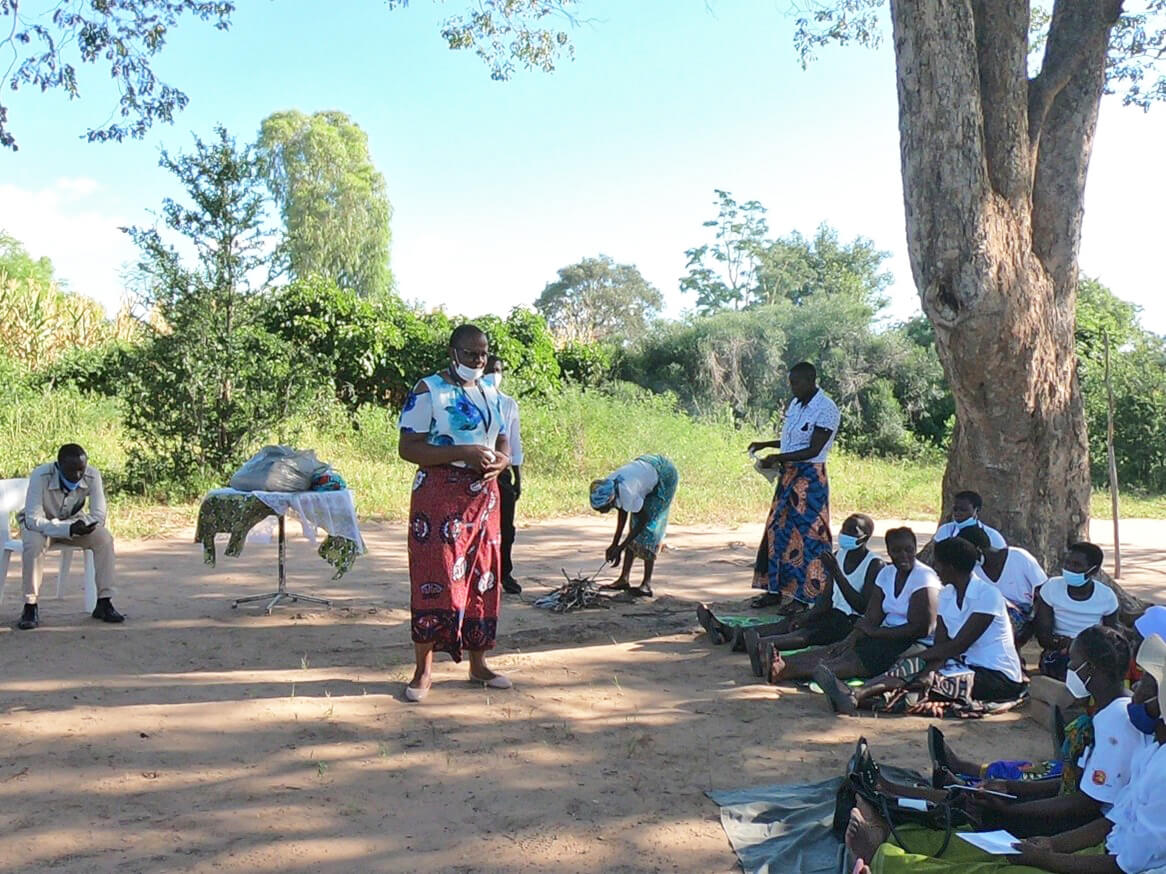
[{"x1": 889, "y1": 0, "x2": 1122, "y2": 570}]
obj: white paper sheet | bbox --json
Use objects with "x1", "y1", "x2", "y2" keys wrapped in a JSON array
[
  {"x1": 956, "y1": 830, "x2": 1021, "y2": 855},
  {"x1": 896, "y1": 797, "x2": 929, "y2": 812}
]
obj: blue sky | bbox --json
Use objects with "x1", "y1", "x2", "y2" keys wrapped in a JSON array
[{"x1": 1, "y1": 0, "x2": 1164, "y2": 332}]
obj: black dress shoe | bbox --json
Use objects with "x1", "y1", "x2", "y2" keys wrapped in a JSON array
[
  {"x1": 501, "y1": 577, "x2": 522, "y2": 595},
  {"x1": 17, "y1": 603, "x2": 39, "y2": 630},
  {"x1": 92, "y1": 598, "x2": 125, "y2": 623}
]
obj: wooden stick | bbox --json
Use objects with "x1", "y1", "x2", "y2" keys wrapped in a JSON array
[{"x1": 1104, "y1": 331, "x2": 1121, "y2": 578}]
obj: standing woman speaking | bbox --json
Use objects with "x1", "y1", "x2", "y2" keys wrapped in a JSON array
[{"x1": 397, "y1": 324, "x2": 513, "y2": 702}]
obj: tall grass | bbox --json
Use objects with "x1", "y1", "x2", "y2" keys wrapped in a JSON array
[{"x1": 1, "y1": 378, "x2": 1162, "y2": 539}]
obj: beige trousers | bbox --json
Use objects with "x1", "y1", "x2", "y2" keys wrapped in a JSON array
[{"x1": 21, "y1": 527, "x2": 117, "y2": 603}]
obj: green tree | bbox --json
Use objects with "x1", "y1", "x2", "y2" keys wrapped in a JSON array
[
  {"x1": 681, "y1": 190, "x2": 770, "y2": 313},
  {"x1": 758, "y1": 224, "x2": 892, "y2": 309},
  {"x1": 257, "y1": 110, "x2": 393, "y2": 298},
  {"x1": 122, "y1": 126, "x2": 320, "y2": 490},
  {"x1": 535, "y1": 255, "x2": 663, "y2": 343}
]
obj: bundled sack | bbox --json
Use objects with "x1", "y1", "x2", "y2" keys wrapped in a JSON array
[{"x1": 229, "y1": 446, "x2": 330, "y2": 493}]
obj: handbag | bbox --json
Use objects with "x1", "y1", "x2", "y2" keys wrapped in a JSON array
[{"x1": 832, "y1": 737, "x2": 968, "y2": 857}]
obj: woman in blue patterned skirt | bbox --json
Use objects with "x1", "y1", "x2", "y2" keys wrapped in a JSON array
[{"x1": 589, "y1": 454, "x2": 679, "y2": 598}]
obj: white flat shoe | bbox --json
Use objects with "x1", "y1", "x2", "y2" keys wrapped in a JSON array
[
  {"x1": 470, "y1": 673, "x2": 512, "y2": 689},
  {"x1": 404, "y1": 684, "x2": 429, "y2": 702}
]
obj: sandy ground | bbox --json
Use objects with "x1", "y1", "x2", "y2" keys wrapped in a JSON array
[{"x1": 0, "y1": 516, "x2": 1162, "y2": 874}]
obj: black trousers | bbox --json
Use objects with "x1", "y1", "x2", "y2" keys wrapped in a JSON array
[{"x1": 498, "y1": 468, "x2": 517, "y2": 579}]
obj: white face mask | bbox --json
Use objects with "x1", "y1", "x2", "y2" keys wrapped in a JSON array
[
  {"x1": 452, "y1": 351, "x2": 484, "y2": 383},
  {"x1": 1064, "y1": 666, "x2": 1091, "y2": 700}
]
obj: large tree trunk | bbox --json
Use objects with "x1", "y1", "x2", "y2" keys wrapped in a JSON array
[{"x1": 888, "y1": 0, "x2": 1123, "y2": 570}]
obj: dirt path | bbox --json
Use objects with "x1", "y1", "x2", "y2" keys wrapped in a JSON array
[{"x1": 0, "y1": 517, "x2": 1161, "y2": 873}]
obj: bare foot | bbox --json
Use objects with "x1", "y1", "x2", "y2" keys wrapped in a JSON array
[
  {"x1": 602, "y1": 580, "x2": 631, "y2": 590},
  {"x1": 845, "y1": 798, "x2": 889, "y2": 865},
  {"x1": 766, "y1": 645, "x2": 786, "y2": 684}
]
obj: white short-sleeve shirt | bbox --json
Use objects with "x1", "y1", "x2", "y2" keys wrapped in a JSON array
[
  {"x1": 1039, "y1": 577, "x2": 1120, "y2": 639},
  {"x1": 972, "y1": 546, "x2": 1047, "y2": 610},
  {"x1": 874, "y1": 562, "x2": 943, "y2": 639},
  {"x1": 934, "y1": 520, "x2": 1007, "y2": 549},
  {"x1": 498, "y1": 393, "x2": 523, "y2": 466},
  {"x1": 831, "y1": 548, "x2": 879, "y2": 617},
  {"x1": 610, "y1": 459, "x2": 659, "y2": 514},
  {"x1": 780, "y1": 389, "x2": 841, "y2": 463},
  {"x1": 1105, "y1": 740, "x2": 1166, "y2": 873},
  {"x1": 1079, "y1": 696, "x2": 1154, "y2": 806},
  {"x1": 937, "y1": 579, "x2": 1024, "y2": 682}
]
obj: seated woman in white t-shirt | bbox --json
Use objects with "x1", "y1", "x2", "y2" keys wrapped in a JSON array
[
  {"x1": 815, "y1": 537, "x2": 1026, "y2": 715},
  {"x1": 765, "y1": 527, "x2": 940, "y2": 684},
  {"x1": 958, "y1": 525, "x2": 1047, "y2": 644},
  {"x1": 1034, "y1": 541, "x2": 1120, "y2": 680},
  {"x1": 931, "y1": 489, "x2": 1007, "y2": 549}
]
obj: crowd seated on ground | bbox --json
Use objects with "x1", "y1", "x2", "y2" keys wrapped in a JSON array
[
  {"x1": 842, "y1": 631, "x2": 1166, "y2": 874},
  {"x1": 813, "y1": 538, "x2": 1027, "y2": 718}
]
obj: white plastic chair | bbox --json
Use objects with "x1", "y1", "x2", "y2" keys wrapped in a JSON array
[{"x1": 0, "y1": 477, "x2": 98, "y2": 612}]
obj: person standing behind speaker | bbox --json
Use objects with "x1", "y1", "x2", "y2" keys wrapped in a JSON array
[{"x1": 485, "y1": 355, "x2": 523, "y2": 595}]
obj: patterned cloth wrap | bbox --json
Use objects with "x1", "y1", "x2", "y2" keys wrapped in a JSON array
[
  {"x1": 624, "y1": 453, "x2": 678, "y2": 561},
  {"x1": 873, "y1": 655, "x2": 976, "y2": 715},
  {"x1": 408, "y1": 464, "x2": 502, "y2": 661},
  {"x1": 752, "y1": 461, "x2": 832, "y2": 604},
  {"x1": 194, "y1": 491, "x2": 360, "y2": 579}
]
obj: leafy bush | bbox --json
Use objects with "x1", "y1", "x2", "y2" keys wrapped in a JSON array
[{"x1": 557, "y1": 340, "x2": 619, "y2": 387}]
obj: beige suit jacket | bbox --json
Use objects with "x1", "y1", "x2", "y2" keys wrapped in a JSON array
[{"x1": 20, "y1": 462, "x2": 108, "y2": 539}]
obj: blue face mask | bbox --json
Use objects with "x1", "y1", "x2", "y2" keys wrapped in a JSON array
[
  {"x1": 1127, "y1": 700, "x2": 1160, "y2": 735},
  {"x1": 955, "y1": 515, "x2": 979, "y2": 530},
  {"x1": 56, "y1": 464, "x2": 82, "y2": 491},
  {"x1": 1063, "y1": 569, "x2": 1090, "y2": 587},
  {"x1": 837, "y1": 533, "x2": 864, "y2": 551}
]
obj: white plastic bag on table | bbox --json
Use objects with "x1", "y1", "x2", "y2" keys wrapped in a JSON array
[{"x1": 229, "y1": 446, "x2": 328, "y2": 492}]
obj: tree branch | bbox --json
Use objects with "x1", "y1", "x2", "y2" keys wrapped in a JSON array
[
  {"x1": 1028, "y1": 0, "x2": 1123, "y2": 151},
  {"x1": 971, "y1": 0, "x2": 1032, "y2": 210},
  {"x1": 1031, "y1": 0, "x2": 1124, "y2": 292}
]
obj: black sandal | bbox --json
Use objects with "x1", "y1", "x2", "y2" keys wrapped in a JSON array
[
  {"x1": 750, "y1": 592, "x2": 783, "y2": 609},
  {"x1": 697, "y1": 604, "x2": 727, "y2": 644},
  {"x1": 927, "y1": 725, "x2": 949, "y2": 773}
]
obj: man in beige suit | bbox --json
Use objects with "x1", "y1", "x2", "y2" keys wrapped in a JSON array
[{"x1": 17, "y1": 443, "x2": 124, "y2": 629}]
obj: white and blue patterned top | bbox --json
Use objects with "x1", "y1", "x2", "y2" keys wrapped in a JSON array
[{"x1": 398, "y1": 373, "x2": 507, "y2": 455}]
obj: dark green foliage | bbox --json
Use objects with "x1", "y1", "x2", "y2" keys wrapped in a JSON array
[
  {"x1": 259, "y1": 278, "x2": 560, "y2": 408},
  {"x1": 557, "y1": 340, "x2": 619, "y2": 387}
]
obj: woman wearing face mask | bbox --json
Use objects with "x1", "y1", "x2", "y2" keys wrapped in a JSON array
[
  {"x1": 397, "y1": 324, "x2": 512, "y2": 702},
  {"x1": 931, "y1": 489, "x2": 1007, "y2": 549},
  {"x1": 958, "y1": 525, "x2": 1047, "y2": 645},
  {"x1": 814, "y1": 537, "x2": 1026, "y2": 716},
  {"x1": 765, "y1": 527, "x2": 940, "y2": 684},
  {"x1": 589, "y1": 454, "x2": 679, "y2": 598},
  {"x1": 845, "y1": 633, "x2": 1166, "y2": 874},
  {"x1": 723, "y1": 513, "x2": 884, "y2": 677},
  {"x1": 1034, "y1": 542, "x2": 1120, "y2": 680}
]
